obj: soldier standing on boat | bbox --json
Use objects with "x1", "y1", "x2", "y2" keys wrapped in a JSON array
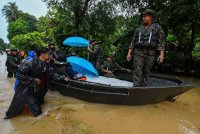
[
  {"x1": 48, "y1": 42, "x2": 58, "y2": 64},
  {"x1": 87, "y1": 40, "x2": 104, "y2": 72},
  {"x1": 127, "y1": 9, "x2": 166, "y2": 87}
]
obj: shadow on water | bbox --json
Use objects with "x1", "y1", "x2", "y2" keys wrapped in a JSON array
[{"x1": 0, "y1": 53, "x2": 199, "y2": 134}]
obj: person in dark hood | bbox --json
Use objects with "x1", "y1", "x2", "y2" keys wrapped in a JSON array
[
  {"x1": 87, "y1": 40, "x2": 104, "y2": 72},
  {"x1": 48, "y1": 43, "x2": 58, "y2": 64},
  {"x1": 53, "y1": 46, "x2": 78, "y2": 79},
  {"x1": 5, "y1": 49, "x2": 21, "y2": 78},
  {"x1": 5, "y1": 47, "x2": 68, "y2": 119}
]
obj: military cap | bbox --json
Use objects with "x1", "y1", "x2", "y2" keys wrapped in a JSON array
[{"x1": 142, "y1": 9, "x2": 154, "y2": 15}]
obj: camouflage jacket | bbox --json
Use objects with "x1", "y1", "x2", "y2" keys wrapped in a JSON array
[
  {"x1": 100, "y1": 60, "x2": 127, "y2": 74},
  {"x1": 92, "y1": 44, "x2": 104, "y2": 59},
  {"x1": 129, "y1": 23, "x2": 166, "y2": 51}
]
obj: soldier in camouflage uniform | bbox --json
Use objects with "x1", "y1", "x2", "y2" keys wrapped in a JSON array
[
  {"x1": 100, "y1": 55, "x2": 132, "y2": 77},
  {"x1": 87, "y1": 40, "x2": 104, "y2": 72},
  {"x1": 127, "y1": 9, "x2": 166, "y2": 87}
]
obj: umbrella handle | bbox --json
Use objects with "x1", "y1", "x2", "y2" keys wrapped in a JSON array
[{"x1": 87, "y1": 52, "x2": 90, "y2": 61}]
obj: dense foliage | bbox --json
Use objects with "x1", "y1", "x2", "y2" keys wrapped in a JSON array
[{"x1": 1, "y1": 0, "x2": 200, "y2": 74}]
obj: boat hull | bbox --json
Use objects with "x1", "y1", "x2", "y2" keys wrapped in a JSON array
[{"x1": 49, "y1": 72, "x2": 195, "y2": 105}]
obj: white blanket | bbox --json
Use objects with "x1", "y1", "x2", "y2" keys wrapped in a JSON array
[{"x1": 85, "y1": 76, "x2": 133, "y2": 87}]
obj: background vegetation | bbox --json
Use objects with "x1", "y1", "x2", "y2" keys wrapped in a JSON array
[{"x1": 1, "y1": 0, "x2": 200, "y2": 76}]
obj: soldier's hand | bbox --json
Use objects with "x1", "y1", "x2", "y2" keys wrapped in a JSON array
[
  {"x1": 107, "y1": 71, "x2": 112, "y2": 74},
  {"x1": 127, "y1": 54, "x2": 132, "y2": 62},
  {"x1": 127, "y1": 69, "x2": 132, "y2": 73},
  {"x1": 35, "y1": 78, "x2": 41, "y2": 85},
  {"x1": 64, "y1": 77, "x2": 69, "y2": 81},
  {"x1": 87, "y1": 47, "x2": 92, "y2": 52},
  {"x1": 157, "y1": 55, "x2": 164, "y2": 64}
]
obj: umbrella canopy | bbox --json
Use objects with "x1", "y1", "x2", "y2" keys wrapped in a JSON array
[
  {"x1": 63, "y1": 37, "x2": 89, "y2": 47},
  {"x1": 67, "y1": 56, "x2": 98, "y2": 77}
]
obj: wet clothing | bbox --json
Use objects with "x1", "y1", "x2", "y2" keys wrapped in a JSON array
[
  {"x1": 49, "y1": 48, "x2": 58, "y2": 59},
  {"x1": 56, "y1": 50, "x2": 67, "y2": 62},
  {"x1": 129, "y1": 23, "x2": 165, "y2": 86},
  {"x1": 5, "y1": 58, "x2": 65, "y2": 119},
  {"x1": 53, "y1": 62, "x2": 77, "y2": 79},
  {"x1": 53, "y1": 50, "x2": 77, "y2": 79},
  {"x1": 14, "y1": 51, "x2": 35, "y2": 92},
  {"x1": 91, "y1": 44, "x2": 104, "y2": 71},
  {"x1": 6, "y1": 54, "x2": 21, "y2": 78},
  {"x1": 100, "y1": 60, "x2": 130, "y2": 78},
  {"x1": 49, "y1": 48, "x2": 58, "y2": 64}
]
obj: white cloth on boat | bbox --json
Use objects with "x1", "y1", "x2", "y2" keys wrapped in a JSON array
[{"x1": 85, "y1": 76, "x2": 133, "y2": 87}]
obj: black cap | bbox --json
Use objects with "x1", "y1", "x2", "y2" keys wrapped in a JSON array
[
  {"x1": 89, "y1": 40, "x2": 96, "y2": 44},
  {"x1": 36, "y1": 47, "x2": 49, "y2": 56}
]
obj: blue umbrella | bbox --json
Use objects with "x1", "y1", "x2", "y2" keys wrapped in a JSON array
[
  {"x1": 63, "y1": 37, "x2": 89, "y2": 47},
  {"x1": 67, "y1": 56, "x2": 98, "y2": 77}
]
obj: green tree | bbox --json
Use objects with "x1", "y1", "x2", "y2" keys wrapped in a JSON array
[
  {"x1": 44, "y1": 0, "x2": 92, "y2": 35},
  {"x1": 1, "y1": 2, "x2": 21, "y2": 22},
  {"x1": 41, "y1": 0, "x2": 120, "y2": 53},
  {"x1": 146, "y1": 0, "x2": 200, "y2": 72},
  {"x1": 111, "y1": 0, "x2": 200, "y2": 70},
  {"x1": 20, "y1": 12, "x2": 38, "y2": 32},
  {"x1": 193, "y1": 38, "x2": 200, "y2": 57},
  {"x1": 7, "y1": 18, "x2": 28, "y2": 41},
  {"x1": 11, "y1": 32, "x2": 47, "y2": 52}
]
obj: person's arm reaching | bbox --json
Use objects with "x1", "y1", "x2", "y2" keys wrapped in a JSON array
[{"x1": 114, "y1": 62, "x2": 132, "y2": 73}]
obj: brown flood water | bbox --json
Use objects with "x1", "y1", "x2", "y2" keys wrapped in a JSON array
[{"x1": 0, "y1": 54, "x2": 200, "y2": 134}]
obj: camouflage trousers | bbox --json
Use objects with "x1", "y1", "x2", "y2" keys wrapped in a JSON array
[
  {"x1": 132, "y1": 49, "x2": 155, "y2": 87},
  {"x1": 94, "y1": 58, "x2": 103, "y2": 73}
]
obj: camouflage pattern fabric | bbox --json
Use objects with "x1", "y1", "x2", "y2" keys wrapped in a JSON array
[
  {"x1": 132, "y1": 48, "x2": 155, "y2": 87},
  {"x1": 129, "y1": 23, "x2": 166, "y2": 87}
]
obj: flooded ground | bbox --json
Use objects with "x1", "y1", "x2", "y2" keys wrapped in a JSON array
[{"x1": 0, "y1": 54, "x2": 200, "y2": 134}]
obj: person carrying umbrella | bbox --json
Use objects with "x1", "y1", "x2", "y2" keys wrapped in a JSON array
[{"x1": 87, "y1": 40, "x2": 104, "y2": 72}]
